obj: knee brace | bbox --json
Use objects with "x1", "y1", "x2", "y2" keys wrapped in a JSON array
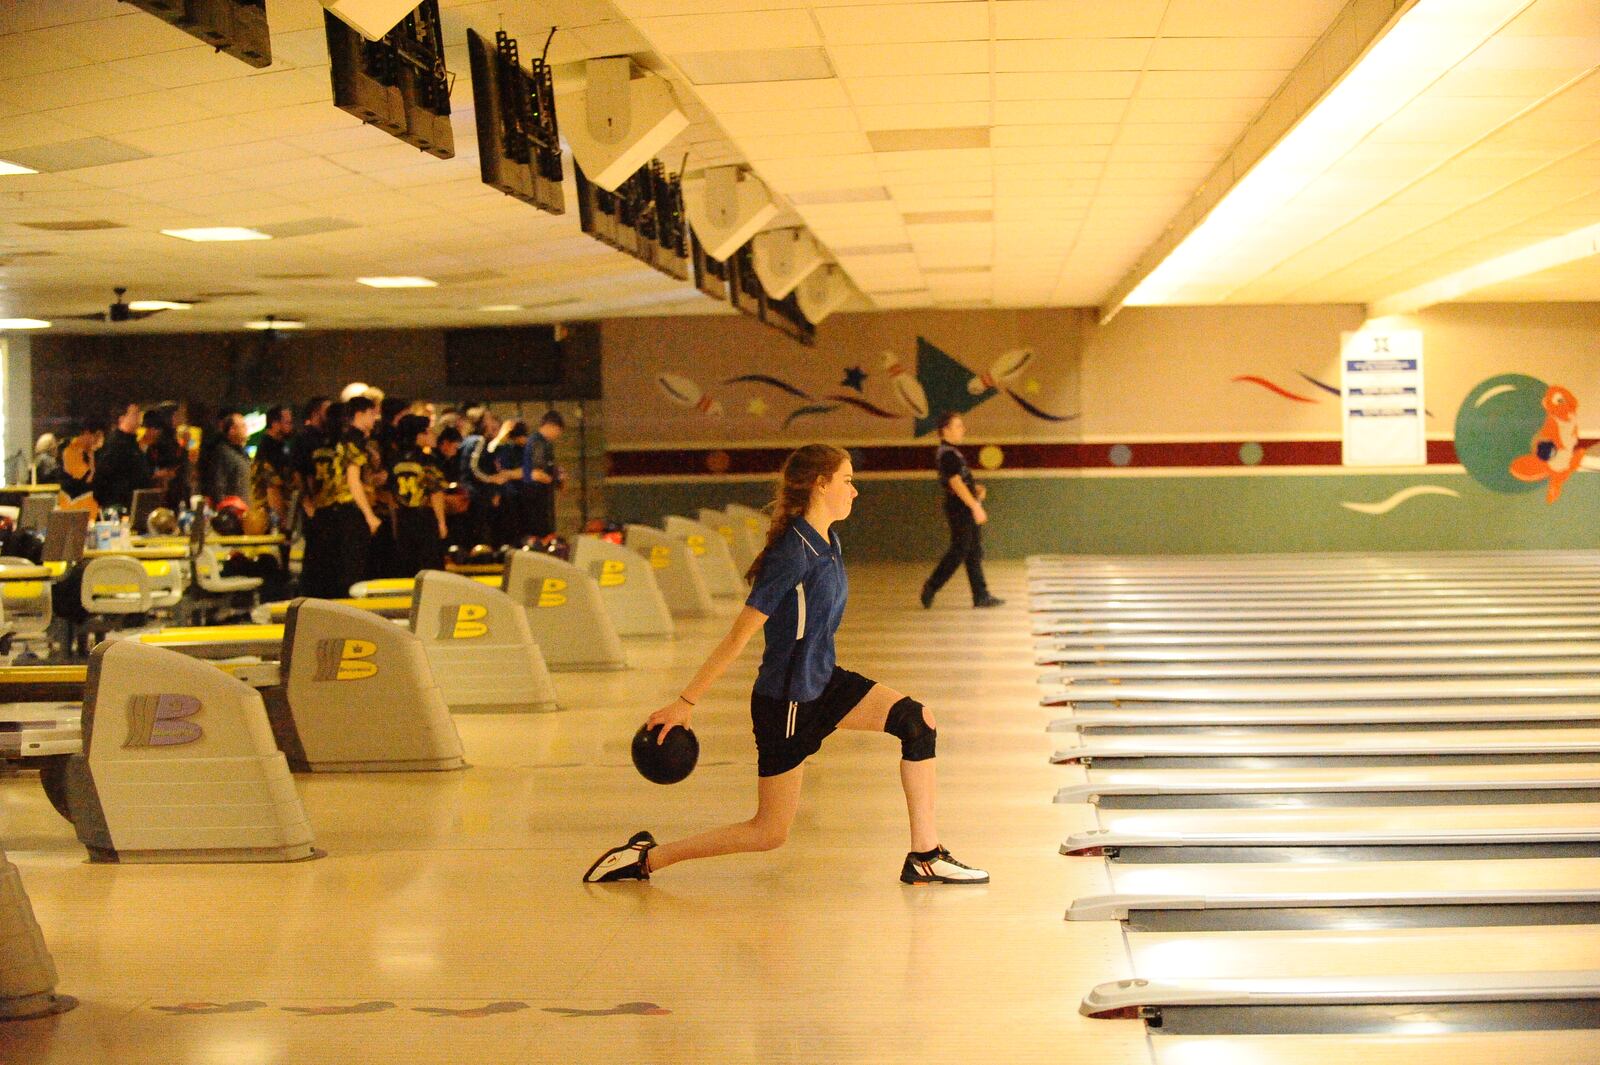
[{"x1": 884, "y1": 697, "x2": 936, "y2": 761}]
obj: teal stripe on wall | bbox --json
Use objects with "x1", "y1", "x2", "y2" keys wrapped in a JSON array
[{"x1": 607, "y1": 471, "x2": 1600, "y2": 560}]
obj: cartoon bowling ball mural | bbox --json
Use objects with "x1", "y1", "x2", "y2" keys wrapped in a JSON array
[{"x1": 1455, "y1": 374, "x2": 1587, "y2": 502}]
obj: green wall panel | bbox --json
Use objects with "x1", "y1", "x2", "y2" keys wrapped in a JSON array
[{"x1": 608, "y1": 470, "x2": 1599, "y2": 561}]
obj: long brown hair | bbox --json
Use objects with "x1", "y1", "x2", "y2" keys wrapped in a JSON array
[{"x1": 745, "y1": 443, "x2": 850, "y2": 582}]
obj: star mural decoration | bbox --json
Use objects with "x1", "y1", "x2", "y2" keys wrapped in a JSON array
[
  {"x1": 1024, "y1": 378, "x2": 1041, "y2": 395},
  {"x1": 746, "y1": 397, "x2": 768, "y2": 416},
  {"x1": 840, "y1": 365, "x2": 867, "y2": 392}
]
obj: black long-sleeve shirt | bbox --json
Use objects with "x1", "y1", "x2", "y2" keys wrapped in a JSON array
[{"x1": 91, "y1": 429, "x2": 152, "y2": 510}]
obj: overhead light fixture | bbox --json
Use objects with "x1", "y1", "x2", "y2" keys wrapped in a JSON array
[
  {"x1": 244, "y1": 317, "x2": 305, "y2": 330},
  {"x1": 477, "y1": 304, "x2": 522, "y2": 312},
  {"x1": 357, "y1": 276, "x2": 437, "y2": 288},
  {"x1": 0, "y1": 318, "x2": 51, "y2": 329},
  {"x1": 161, "y1": 227, "x2": 271, "y2": 242},
  {"x1": 1370, "y1": 222, "x2": 1600, "y2": 317},
  {"x1": 0, "y1": 160, "x2": 39, "y2": 176},
  {"x1": 128, "y1": 300, "x2": 192, "y2": 312},
  {"x1": 1110, "y1": 0, "x2": 1534, "y2": 316}
]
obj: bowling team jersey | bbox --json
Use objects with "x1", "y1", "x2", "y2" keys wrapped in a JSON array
[
  {"x1": 307, "y1": 430, "x2": 368, "y2": 511},
  {"x1": 746, "y1": 518, "x2": 847, "y2": 704},
  {"x1": 936, "y1": 443, "x2": 975, "y2": 514},
  {"x1": 391, "y1": 449, "x2": 445, "y2": 509},
  {"x1": 249, "y1": 435, "x2": 290, "y2": 512}
]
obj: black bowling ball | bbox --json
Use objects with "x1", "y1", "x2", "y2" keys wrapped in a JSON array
[
  {"x1": 631, "y1": 723, "x2": 699, "y2": 785},
  {"x1": 6, "y1": 528, "x2": 44, "y2": 564},
  {"x1": 211, "y1": 509, "x2": 243, "y2": 536}
]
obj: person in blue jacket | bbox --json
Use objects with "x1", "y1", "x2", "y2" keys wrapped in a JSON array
[{"x1": 584, "y1": 443, "x2": 988, "y2": 887}]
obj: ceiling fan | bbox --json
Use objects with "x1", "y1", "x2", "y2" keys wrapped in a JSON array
[{"x1": 66, "y1": 286, "x2": 201, "y2": 322}]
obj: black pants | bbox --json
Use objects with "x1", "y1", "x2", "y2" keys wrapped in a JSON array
[
  {"x1": 303, "y1": 504, "x2": 369, "y2": 599},
  {"x1": 522, "y1": 484, "x2": 555, "y2": 540},
  {"x1": 925, "y1": 506, "x2": 989, "y2": 603},
  {"x1": 394, "y1": 508, "x2": 444, "y2": 576}
]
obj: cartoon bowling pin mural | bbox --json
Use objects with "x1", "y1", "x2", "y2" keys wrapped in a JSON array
[
  {"x1": 881, "y1": 351, "x2": 929, "y2": 418},
  {"x1": 656, "y1": 373, "x2": 724, "y2": 417},
  {"x1": 967, "y1": 346, "x2": 1035, "y2": 395}
]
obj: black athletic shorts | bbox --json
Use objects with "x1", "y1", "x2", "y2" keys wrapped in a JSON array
[{"x1": 751, "y1": 667, "x2": 877, "y2": 778}]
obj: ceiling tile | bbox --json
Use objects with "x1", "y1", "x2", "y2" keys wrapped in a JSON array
[
  {"x1": 994, "y1": 38, "x2": 1152, "y2": 73},
  {"x1": 639, "y1": 10, "x2": 821, "y2": 53},
  {"x1": 815, "y1": 3, "x2": 988, "y2": 46},
  {"x1": 855, "y1": 102, "x2": 990, "y2": 130},
  {"x1": 828, "y1": 42, "x2": 990, "y2": 78},
  {"x1": 994, "y1": 99, "x2": 1125, "y2": 125},
  {"x1": 695, "y1": 79, "x2": 852, "y2": 112},
  {"x1": 1147, "y1": 36, "x2": 1318, "y2": 72},
  {"x1": 1161, "y1": 0, "x2": 1347, "y2": 38},
  {"x1": 993, "y1": 0, "x2": 1168, "y2": 39},
  {"x1": 1137, "y1": 69, "x2": 1286, "y2": 98},
  {"x1": 843, "y1": 73, "x2": 990, "y2": 106},
  {"x1": 995, "y1": 71, "x2": 1140, "y2": 100}
]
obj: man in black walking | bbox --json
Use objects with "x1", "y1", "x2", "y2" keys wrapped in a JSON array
[{"x1": 920, "y1": 412, "x2": 1003, "y2": 609}]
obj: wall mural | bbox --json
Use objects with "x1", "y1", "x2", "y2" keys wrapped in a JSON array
[
  {"x1": 1342, "y1": 373, "x2": 1592, "y2": 518},
  {"x1": 653, "y1": 336, "x2": 1075, "y2": 437}
]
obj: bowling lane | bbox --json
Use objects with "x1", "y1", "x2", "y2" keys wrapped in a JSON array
[
  {"x1": 1150, "y1": 1031, "x2": 1600, "y2": 1065},
  {"x1": 1056, "y1": 762, "x2": 1600, "y2": 803},
  {"x1": 1038, "y1": 640, "x2": 1600, "y2": 665},
  {"x1": 1063, "y1": 803, "x2": 1600, "y2": 853}
]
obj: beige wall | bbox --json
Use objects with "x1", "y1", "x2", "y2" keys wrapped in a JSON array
[{"x1": 604, "y1": 302, "x2": 1600, "y2": 447}]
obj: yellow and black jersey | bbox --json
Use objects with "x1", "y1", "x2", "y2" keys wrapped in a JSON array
[
  {"x1": 306, "y1": 430, "x2": 367, "y2": 510},
  {"x1": 249, "y1": 435, "x2": 290, "y2": 511},
  {"x1": 391, "y1": 450, "x2": 444, "y2": 509}
]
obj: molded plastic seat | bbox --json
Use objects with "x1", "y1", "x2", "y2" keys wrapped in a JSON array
[
  {"x1": 196, "y1": 547, "x2": 262, "y2": 594},
  {"x1": 80, "y1": 557, "x2": 152, "y2": 615}
]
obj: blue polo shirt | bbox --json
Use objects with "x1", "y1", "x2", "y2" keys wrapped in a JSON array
[{"x1": 746, "y1": 518, "x2": 847, "y2": 702}]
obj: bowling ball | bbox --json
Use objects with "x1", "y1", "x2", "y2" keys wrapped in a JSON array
[
  {"x1": 467, "y1": 543, "x2": 497, "y2": 563},
  {"x1": 1454, "y1": 373, "x2": 1548, "y2": 495},
  {"x1": 211, "y1": 509, "x2": 243, "y2": 536},
  {"x1": 146, "y1": 507, "x2": 178, "y2": 535},
  {"x1": 0, "y1": 515, "x2": 13, "y2": 538},
  {"x1": 8, "y1": 528, "x2": 44, "y2": 564},
  {"x1": 631, "y1": 723, "x2": 699, "y2": 785}
]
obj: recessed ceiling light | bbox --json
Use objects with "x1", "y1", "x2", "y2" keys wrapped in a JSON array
[
  {"x1": 477, "y1": 304, "x2": 522, "y2": 312},
  {"x1": 0, "y1": 318, "x2": 51, "y2": 329},
  {"x1": 357, "y1": 276, "x2": 437, "y2": 288},
  {"x1": 244, "y1": 317, "x2": 305, "y2": 330},
  {"x1": 128, "y1": 300, "x2": 192, "y2": 312},
  {"x1": 0, "y1": 160, "x2": 39, "y2": 176},
  {"x1": 162, "y1": 227, "x2": 272, "y2": 242}
]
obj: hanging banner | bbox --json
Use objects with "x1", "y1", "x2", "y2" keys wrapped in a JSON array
[{"x1": 1340, "y1": 329, "x2": 1425, "y2": 466}]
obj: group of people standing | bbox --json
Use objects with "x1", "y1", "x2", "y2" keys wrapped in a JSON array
[
  {"x1": 273, "y1": 393, "x2": 567, "y2": 600},
  {"x1": 31, "y1": 390, "x2": 568, "y2": 602}
]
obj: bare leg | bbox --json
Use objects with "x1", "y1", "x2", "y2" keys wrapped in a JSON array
[
  {"x1": 837, "y1": 683, "x2": 940, "y2": 852},
  {"x1": 647, "y1": 766, "x2": 805, "y2": 873}
]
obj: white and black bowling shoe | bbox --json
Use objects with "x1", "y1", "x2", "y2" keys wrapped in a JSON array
[
  {"x1": 583, "y1": 830, "x2": 656, "y2": 883},
  {"x1": 900, "y1": 846, "x2": 989, "y2": 885}
]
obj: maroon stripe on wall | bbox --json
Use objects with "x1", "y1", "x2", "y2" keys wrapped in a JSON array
[{"x1": 607, "y1": 438, "x2": 1600, "y2": 477}]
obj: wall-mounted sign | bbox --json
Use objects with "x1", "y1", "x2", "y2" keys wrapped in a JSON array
[{"x1": 1341, "y1": 330, "x2": 1425, "y2": 466}]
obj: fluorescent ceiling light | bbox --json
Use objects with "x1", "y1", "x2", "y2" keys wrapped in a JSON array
[
  {"x1": 161, "y1": 227, "x2": 271, "y2": 242},
  {"x1": 477, "y1": 304, "x2": 522, "y2": 312},
  {"x1": 0, "y1": 318, "x2": 51, "y2": 329},
  {"x1": 244, "y1": 318, "x2": 305, "y2": 330},
  {"x1": 1370, "y1": 222, "x2": 1600, "y2": 317},
  {"x1": 1119, "y1": 0, "x2": 1531, "y2": 310},
  {"x1": 0, "y1": 160, "x2": 39, "y2": 176},
  {"x1": 357, "y1": 276, "x2": 437, "y2": 288},
  {"x1": 128, "y1": 300, "x2": 192, "y2": 312}
]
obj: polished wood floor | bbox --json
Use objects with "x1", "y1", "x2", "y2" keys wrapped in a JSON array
[{"x1": 1, "y1": 562, "x2": 1152, "y2": 1065}]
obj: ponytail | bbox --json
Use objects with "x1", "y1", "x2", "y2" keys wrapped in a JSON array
[{"x1": 745, "y1": 444, "x2": 850, "y2": 582}]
